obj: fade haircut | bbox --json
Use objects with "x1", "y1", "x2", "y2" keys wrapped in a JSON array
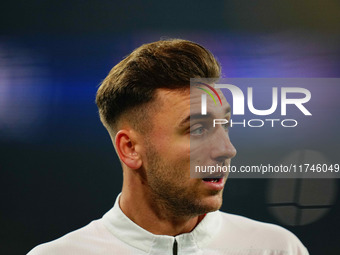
[{"x1": 96, "y1": 39, "x2": 221, "y2": 135}]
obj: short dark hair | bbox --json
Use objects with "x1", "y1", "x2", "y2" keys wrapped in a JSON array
[{"x1": 96, "y1": 39, "x2": 221, "y2": 133}]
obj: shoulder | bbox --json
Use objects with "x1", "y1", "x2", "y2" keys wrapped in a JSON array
[
  {"x1": 213, "y1": 211, "x2": 309, "y2": 254},
  {"x1": 27, "y1": 219, "x2": 114, "y2": 255}
]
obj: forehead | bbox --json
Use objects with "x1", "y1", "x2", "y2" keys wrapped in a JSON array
[{"x1": 151, "y1": 86, "x2": 230, "y2": 122}]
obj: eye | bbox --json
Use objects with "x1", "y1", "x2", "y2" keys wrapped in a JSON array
[
  {"x1": 190, "y1": 125, "x2": 207, "y2": 136},
  {"x1": 222, "y1": 122, "x2": 230, "y2": 132}
]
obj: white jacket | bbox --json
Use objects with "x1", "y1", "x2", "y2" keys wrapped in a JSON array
[{"x1": 28, "y1": 195, "x2": 309, "y2": 255}]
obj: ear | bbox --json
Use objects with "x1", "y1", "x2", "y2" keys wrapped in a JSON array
[{"x1": 115, "y1": 130, "x2": 142, "y2": 170}]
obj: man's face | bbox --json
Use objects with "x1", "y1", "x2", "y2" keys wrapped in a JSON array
[{"x1": 140, "y1": 87, "x2": 236, "y2": 217}]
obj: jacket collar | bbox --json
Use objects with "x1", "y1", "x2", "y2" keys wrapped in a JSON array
[{"x1": 102, "y1": 194, "x2": 221, "y2": 254}]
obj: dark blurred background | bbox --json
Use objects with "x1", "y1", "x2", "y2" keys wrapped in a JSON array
[{"x1": 0, "y1": 0, "x2": 339, "y2": 254}]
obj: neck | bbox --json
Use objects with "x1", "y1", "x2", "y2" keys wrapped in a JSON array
[{"x1": 120, "y1": 175, "x2": 204, "y2": 236}]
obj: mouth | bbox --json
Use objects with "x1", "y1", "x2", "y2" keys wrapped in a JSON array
[
  {"x1": 202, "y1": 177, "x2": 222, "y2": 183},
  {"x1": 201, "y1": 177, "x2": 225, "y2": 190}
]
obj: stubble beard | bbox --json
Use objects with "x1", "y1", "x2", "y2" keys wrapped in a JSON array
[{"x1": 144, "y1": 142, "x2": 223, "y2": 218}]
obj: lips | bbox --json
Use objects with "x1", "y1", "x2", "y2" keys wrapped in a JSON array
[{"x1": 201, "y1": 177, "x2": 225, "y2": 190}]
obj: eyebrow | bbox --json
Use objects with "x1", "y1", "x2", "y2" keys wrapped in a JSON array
[{"x1": 179, "y1": 106, "x2": 231, "y2": 127}]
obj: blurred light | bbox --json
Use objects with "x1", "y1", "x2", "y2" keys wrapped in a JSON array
[{"x1": 0, "y1": 43, "x2": 50, "y2": 141}]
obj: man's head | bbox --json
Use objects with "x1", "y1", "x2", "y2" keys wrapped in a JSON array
[
  {"x1": 96, "y1": 39, "x2": 236, "y2": 217},
  {"x1": 96, "y1": 39, "x2": 220, "y2": 135}
]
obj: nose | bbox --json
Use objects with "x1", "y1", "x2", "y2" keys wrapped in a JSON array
[{"x1": 210, "y1": 126, "x2": 237, "y2": 162}]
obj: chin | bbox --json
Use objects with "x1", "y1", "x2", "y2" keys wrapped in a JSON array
[{"x1": 198, "y1": 193, "x2": 223, "y2": 213}]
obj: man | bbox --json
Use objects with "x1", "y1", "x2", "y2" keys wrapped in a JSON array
[{"x1": 28, "y1": 39, "x2": 309, "y2": 254}]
